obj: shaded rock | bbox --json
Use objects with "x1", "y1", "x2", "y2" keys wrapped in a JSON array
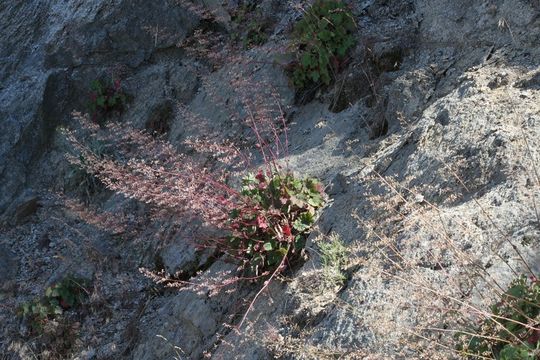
[
  {"x1": 0, "y1": 244, "x2": 17, "y2": 297},
  {"x1": 382, "y1": 68, "x2": 436, "y2": 130},
  {"x1": 123, "y1": 62, "x2": 199, "y2": 132},
  {"x1": 515, "y1": 69, "x2": 540, "y2": 90},
  {"x1": 0, "y1": 191, "x2": 41, "y2": 227},
  {"x1": 145, "y1": 101, "x2": 174, "y2": 136},
  {"x1": 157, "y1": 243, "x2": 197, "y2": 276},
  {"x1": 0, "y1": 0, "x2": 201, "y2": 214},
  {"x1": 131, "y1": 261, "x2": 251, "y2": 360},
  {"x1": 44, "y1": 0, "x2": 199, "y2": 69},
  {"x1": 367, "y1": 102, "x2": 389, "y2": 139},
  {"x1": 370, "y1": 40, "x2": 406, "y2": 73},
  {"x1": 14, "y1": 196, "x2": 41, "y2": 225},
  {"x1": 328, "y1": 57, "x2": 373, "y2": 113},
  {"x1": 366, "y1": 0, "x2": 416, "y2": 18}
]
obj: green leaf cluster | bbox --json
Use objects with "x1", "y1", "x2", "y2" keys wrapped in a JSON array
[
  {"x1": 243, "y1": 22, "x2": 269, "y2": 49},
  {"x1": 18, "y1": 276, "x2": 89, "y2": 333},
  {"x1": 290, "y1": 0, "x2": 356, "y2": 89},
  {"x1": 227, "y1": 171, "x2": 326, "y2": 275},
  {"x1": 318, "y1": 234, "x2": 349, "y2": 287},
  {"x1": 88, "y1": 78, "x2": 127, "y2": 124},
  {"x1": 230, "y1": 4, "x2": 270, "y2": 49},
  {"x1": 456, "y1": 275, "x2": 540, "y2": 359}
]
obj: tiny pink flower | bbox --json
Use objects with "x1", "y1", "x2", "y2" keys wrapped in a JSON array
[{"x1": 257, "y1": 215, "x2": 268, "y2": 229}]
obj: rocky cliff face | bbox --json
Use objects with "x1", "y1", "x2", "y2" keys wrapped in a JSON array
[
  {"x1": 0, "y1": 0, "x2": 199, "y2": 214},
  {"x1": 1, "y1": 0, "x2": 539, "y2": 359}
]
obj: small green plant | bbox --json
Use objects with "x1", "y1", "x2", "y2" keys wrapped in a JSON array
[
  {"x1": 88, "y1": 77, "x2": 126, "y2": 123},
  {"x1": 226, "y1": 170, "x2": 326, "y2": 276},
  {"x1": 456, "y1": 275, "x2": 540, "y2": 359},
  {"x1": 243, "y1": 20, "x2": 269, "y2": 49},
  {"x1": 19, "y1": 276, "x2": 89, "y2": 333},
  {"x1": 230, "y1": 4, "x2": 270, "y2": 49},
  {"x1": 289, "y1": 0, "x2": 356, "y2": 90},
  {"x1": 318, "y1": 233, "x2": 349, "y2": 286}
]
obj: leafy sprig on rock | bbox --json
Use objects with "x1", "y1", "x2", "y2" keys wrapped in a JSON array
[
  {"x1": 227, "y1": 170, "x2": 326, "y2": 275},
  {"x1": 289, "y1": 0, "x2": 356, "y2": 90}
]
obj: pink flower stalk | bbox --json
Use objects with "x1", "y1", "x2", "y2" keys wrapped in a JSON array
[{"x1": 66, "y1": 102, "x2": 291, "y2": 248}]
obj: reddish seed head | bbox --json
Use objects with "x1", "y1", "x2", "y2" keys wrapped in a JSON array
[
  {"x1": 255, "y1": 170, "x2": 265, "y2": 183},
  {"x1": 282, "y1": 224, "x2": 291, "y2": 237}
]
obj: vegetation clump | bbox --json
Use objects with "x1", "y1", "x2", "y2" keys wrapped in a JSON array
[
  {"x1": 66, "y1": 110, "x2": 326, "y2": 281},
  {"x1": 18, "y1": 276, "x2": 90, "y2": 333},
  {"x1": 456, "y1": 275, "x2": 540, "y2": 359},
  {"x1": 65, "y1": 138, "x2": 107, "y2": 201},
  {"x1": 230, "y1": 3, "x2": 271, "y2": 49},
  {"x1": 226, "y1": 170, "x2": 326, "y2": 275},
  {"x1": 88, "y1": 77, "x2": 127, "y2": 124},
  {"x1": 289, "y1": 0, "x2": 356, "y2": 90},
  {"x1": 318, "y1": 233, "x2": 349, "y2": 287},
  {"x1": 242, "y1": 18, "x2": 270, "y2": 49}
]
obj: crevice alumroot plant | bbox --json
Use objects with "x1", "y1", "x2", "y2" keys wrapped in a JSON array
[{"x1": 64, "y1": 96, "x2": 327, "y2": 286}]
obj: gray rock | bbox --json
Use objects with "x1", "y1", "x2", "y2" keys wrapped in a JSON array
[
  {"x1": 0, "y1": 0, "x2": 201, "y2": 214},
  {"x1": 2, "y1": 0, "x2": 540, "y2": 359},
  {"x1": 0, "y1": 244, "x2": 17, "y2": 297},
  {"x1": 158, "y1": 243, "x2": 197, "y2": 276}
]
